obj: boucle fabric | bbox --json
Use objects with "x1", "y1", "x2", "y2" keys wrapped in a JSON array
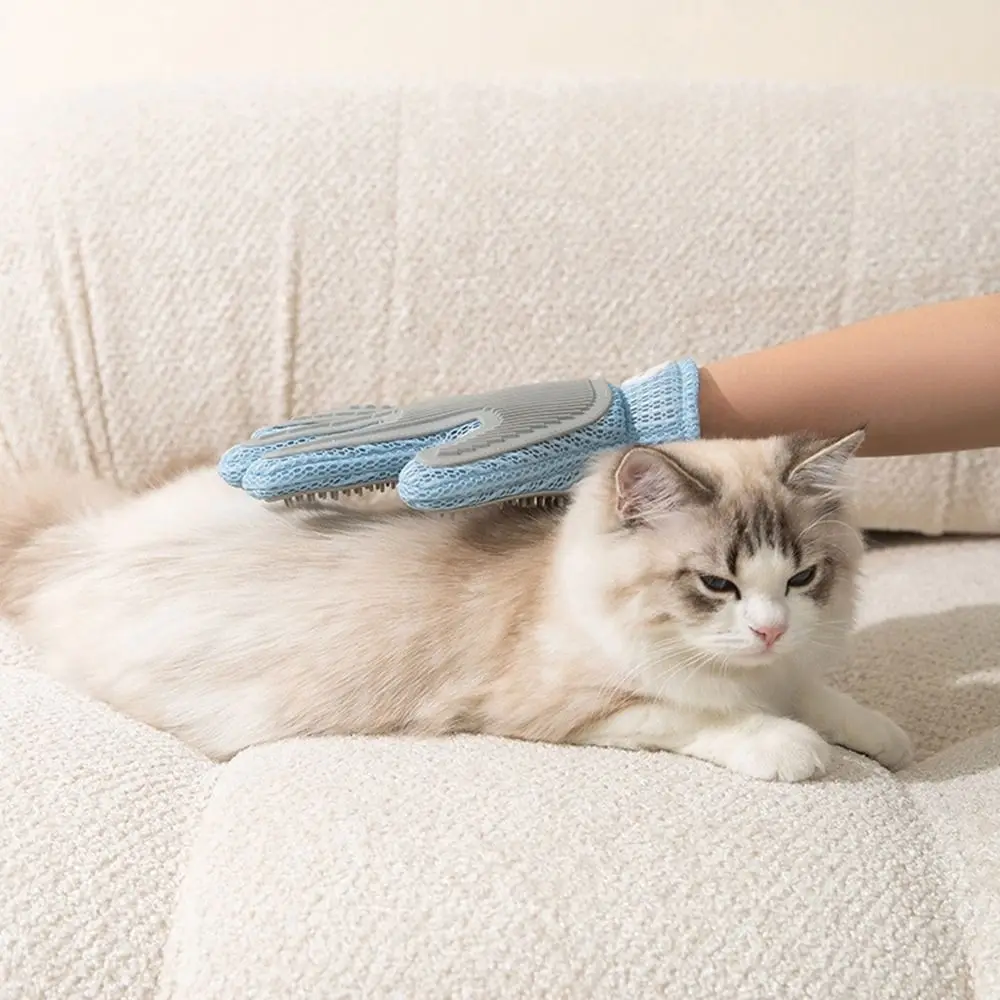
[
  {"x1": 0, "y1": 81, "x2": 998, "y2": 998},
  {"x1": 0, "y1": 82, "x2": 999, "y2": 531},
  {"x1": 1, "y1": 535, "x2": 999, "y2": 999}
]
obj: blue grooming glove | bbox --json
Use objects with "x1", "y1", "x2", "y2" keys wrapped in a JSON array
[{"x1": 218, "y1": 359, "x2": 700, "y2": 511}]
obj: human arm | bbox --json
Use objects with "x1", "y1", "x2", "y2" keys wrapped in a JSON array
[{"x1": 699, "y1": 295, "x2": 1000, "y2": 456}]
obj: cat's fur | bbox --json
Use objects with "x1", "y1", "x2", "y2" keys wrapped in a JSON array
[{"x1": 0, "y1": 433, "x2": 912, "y2": 779}]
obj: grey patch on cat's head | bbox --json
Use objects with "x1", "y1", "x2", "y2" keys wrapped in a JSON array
[
  {"x1": 806, "y1": 556, "x2": 839, "y2": 607},
  {"x1": 674, "y1": 570, "x2": 727, "y2": 617},
  {"x1": 722, "y1": 492, "x2": 801, "y2": 577}
]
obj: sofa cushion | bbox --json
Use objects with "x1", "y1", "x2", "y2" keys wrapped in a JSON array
[
  {"x1": 2, "y1": 534, "x2": 998, "y2": 998},
  {"x1": 0, "y1": 624, "x2": 215, "y2": 1000}
]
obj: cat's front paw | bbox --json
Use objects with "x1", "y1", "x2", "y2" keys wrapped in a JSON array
[
  {"x1": 684, "y1": 716, "x2": 832, "y2": 783},
  {"x1": 724, "y1": 718, "x2": 832, "y2": 783},
  {"x1": 844, "y1": 710, "x2": 913, "y2": 771}
]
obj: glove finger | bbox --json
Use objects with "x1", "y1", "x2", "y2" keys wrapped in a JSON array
[
  {"x1": 396, "y1": 389, "x2": 633, "y2": 510},
  {"x1": 218, "y1": 439, "x2": 298, "y2": 486},
  {"x1": 397, "y1": 433, "x2": 618, "y2": 512},
  {"x1": 249, "y1": 405, "x2": 399, "y2": 441},
  {"x1": 237, "y1": 422, "x2": 477, "y2": 501},
  {"x1": 219, "y1": 408, "x2": 404, "y2": 485}
]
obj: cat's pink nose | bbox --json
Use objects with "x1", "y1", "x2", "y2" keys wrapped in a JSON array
[{"x1": 751, "y1": 625, "x2": 786, "y2": 649}]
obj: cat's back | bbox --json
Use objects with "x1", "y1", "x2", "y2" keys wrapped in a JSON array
[
  {"x1": 103, "y1": 469, "x2": 558, "y2": 593},
  {"x1": 8, "y1": 465, "x2": 560, "y2": 637}
]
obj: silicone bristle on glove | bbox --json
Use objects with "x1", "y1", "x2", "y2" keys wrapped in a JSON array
[{"x1": 218, "y1": 359, "x2": 701, "y2": 511}]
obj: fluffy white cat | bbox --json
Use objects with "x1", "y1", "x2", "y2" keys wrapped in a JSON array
[{"x1": 0, "y1": 431, "x2": 912, "y2": 779}]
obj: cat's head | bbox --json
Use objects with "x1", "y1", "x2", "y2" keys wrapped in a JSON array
[{"x1": 562, "y1": 430, "x2": 865, "y2": 669}]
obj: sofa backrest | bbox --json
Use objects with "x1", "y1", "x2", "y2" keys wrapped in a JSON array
[{"x1": 1, "y1": 81, "x2": 998, "y2": 533}]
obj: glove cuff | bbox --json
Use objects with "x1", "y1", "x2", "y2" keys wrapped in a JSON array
[{"x1": 620, "y1": 358, "x2": 701, "y2": 446}]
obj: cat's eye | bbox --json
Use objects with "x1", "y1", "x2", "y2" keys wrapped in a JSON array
[
  {"x1": 699, "y1": 574, "x2": 740, "y2": 597},
  {"x1": 787, "y1": 565, "x2": 818, "y2": 588}
]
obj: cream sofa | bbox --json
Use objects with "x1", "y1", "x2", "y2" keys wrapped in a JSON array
[{"x1": 1, "y1": 82, "x2": 999, "y2": 1000}]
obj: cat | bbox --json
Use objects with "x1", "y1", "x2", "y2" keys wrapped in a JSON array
[{"x1": 0, "y1": 431, "x2": 912, "y2": 779}]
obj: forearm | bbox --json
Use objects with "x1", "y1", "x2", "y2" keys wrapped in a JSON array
[{"x1": 698, "y1": 295, "x2": 1000, "y2": 456}]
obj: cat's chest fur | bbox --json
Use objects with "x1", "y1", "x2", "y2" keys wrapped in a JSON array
[{"x1": 643, "y1": 655, "x2": 802, "y2": 717}]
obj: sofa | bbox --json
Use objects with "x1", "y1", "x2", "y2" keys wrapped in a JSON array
[{"x1": 1, "y1": 81, "x2": 998, "y2": 1000}]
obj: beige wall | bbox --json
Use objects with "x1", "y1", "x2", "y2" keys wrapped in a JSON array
[{"x1": 2, "y1": 0, "x2": 999, "y2": 97}]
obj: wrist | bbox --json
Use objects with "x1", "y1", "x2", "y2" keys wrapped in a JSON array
[{"x1": 620, "y1": 358, "x2": 701, "y2": 445}]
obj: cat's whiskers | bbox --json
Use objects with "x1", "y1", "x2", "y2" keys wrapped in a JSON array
[
  {"x1": 646, "y1": 645, "x2": 718, "y2": 682},
  {"x1": 647, "y1": 651, "x2": 721, "y2": 705},
  {"x1": 599, "y1": 640, "x2": 684, "y2": 696},
  {"x1": 594, "y1": 658, "x2": 648, "y2": 703},
  {"x1": 590, "y1": 631, "x2": 708, "y2": 703}
]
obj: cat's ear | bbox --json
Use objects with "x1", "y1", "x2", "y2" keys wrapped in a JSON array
[
  {"x1": 783, "y1": 428, "x2": 866, "y2": 496},
  {"x1": 614, "y1": 447, "x2": 714, "y2": 526}
]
